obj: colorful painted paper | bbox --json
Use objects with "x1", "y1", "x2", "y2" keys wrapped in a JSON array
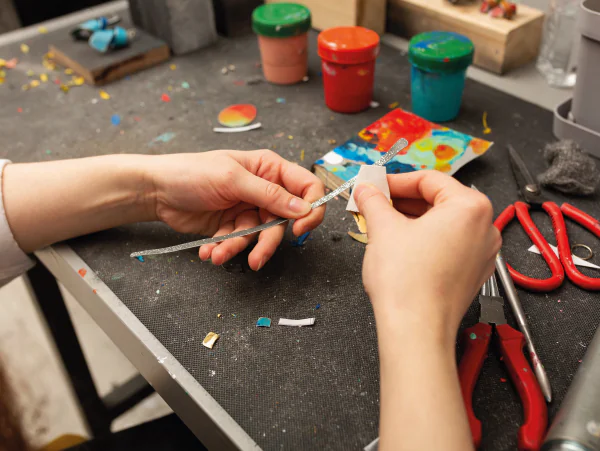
[
  {"x1": 218, "y1": 104, "x2": 257, "y2": 127},
  {"x1": 313, "y1": 108, "x2": 493, "y2": 186}
]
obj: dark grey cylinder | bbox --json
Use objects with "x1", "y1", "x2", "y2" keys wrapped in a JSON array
[
  {"x1": 129, "y1": 0, "x2": 218, "y2": 55},
  {"x1": 541, "y1": 325, "x2": 600, "y2": 451}
]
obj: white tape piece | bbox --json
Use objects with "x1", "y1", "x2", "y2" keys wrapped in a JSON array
[
  {"x1": 346, "y1": 165, "x2": 390, "y2": 213},
  {"x1": 278, "y1": 318, "x2": 315, "y2": 327},
  {"x1": 213, "y1": 122, "x2": 262, "y2": 133},
  {"x1": 364, "y1": 437, "x2": 379, "y2": 451},
  {"x1": 528, "y1": 244, "x2": 600, "y2": 270}
]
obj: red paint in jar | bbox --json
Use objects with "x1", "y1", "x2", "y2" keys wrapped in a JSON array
[{"x1": 317, "y1": 26, "x2": 380, "y2": 113}]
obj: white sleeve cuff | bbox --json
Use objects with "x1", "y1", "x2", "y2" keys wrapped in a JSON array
[{"x1": 0, "y1": 160, "x2": 34, "y2": 288}]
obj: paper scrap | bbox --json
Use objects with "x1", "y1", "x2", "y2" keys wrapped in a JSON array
[
  {"x1": 346, "y1": 165, "x2": 390, "y2": 213},
  {"x1": 482, "y1": 111, "x2": 492, "y2": 134},
  {"x1": 213, "y1": 122, "x2": 262, "y2": 133},
  {"x1": 528, "y1": 244, "x2": 600, "y2": 270},
  {"x1": 170, "y1": 64, "x2": 177, "y2": 70},
  {"x1": 111, "y1": 114, "x2": 121, "y2": 126},
  {"x1": 99, "y1": 90, "x2": 110, "y2": 100},
  {"x1": 73, "y1": 76, "x2": 84, "y2": 86},
  {"x1": 20, "y1": 43, "x2": 29, "y2": 54},
  {"x1": 291, "y1": 232, "x2": 310, "y2": 247},
  {"x1": 352, "y1": 212, "x2": 368, "y2": 234},
  {"x1": 278, "y1": 318, "x2": 315, "y2": 327},
  {"x1": 256, "y1": 317, "x2": 271, "y2": 327},
  {"x1": 202, "y1": 332, "x2": 220, "y2": 349},
  {"x1": 40, "y1": 73, "x2": 48, "y2": 82},
  {"x1": 348, "y1": 231, "x2": 368, "y2": 244},
  {"x1": 161, "y1": 93, "x2": 171, "y2": 102},
  {"x1": 148, "y1": 132, "x2": 176, "y2": 146}
]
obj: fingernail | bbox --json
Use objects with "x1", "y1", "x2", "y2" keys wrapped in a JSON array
[
  {"x1": 289, "y1": 197, "x2": 311, "y2": 215},
  {"x1": 256, "y1": 258, "x2": 265, "y2": 271},
  {"x1": 353, "y1": 183, "x2": 375, "y2": 202}
]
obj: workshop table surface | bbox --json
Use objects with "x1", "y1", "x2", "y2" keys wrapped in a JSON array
[{"x1": 1, "y1": 11, "x2": 599, "y2": 451}]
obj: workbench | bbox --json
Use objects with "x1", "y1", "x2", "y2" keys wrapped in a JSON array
[{"x1": 1, "y1": 2, "x2": 598, "y2": 451}]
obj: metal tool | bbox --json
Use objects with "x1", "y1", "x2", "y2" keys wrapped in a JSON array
[
  {"x1": 130, "y1": 138, "x2": 409, "y2": 257},
  {"x1": 542, "y1": 325, "x2": 600, "y2": 451},
  {"x1": 459, "y1": 272, "x2": 548, "y2": 450},
  {"x1": 496, "y1": 250, "x2": 553, "y2": 403},
  {"x1": 495, "y1": 144, "x2": 600, "y2": 291}
]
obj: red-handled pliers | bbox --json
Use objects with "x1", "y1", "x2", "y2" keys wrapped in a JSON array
[
  {"x1": 494, "y1": 145, "x2": 600, "y2": 291},
  {"x1": 459, "y1": 273, "x2": 547, "y2": 450}
]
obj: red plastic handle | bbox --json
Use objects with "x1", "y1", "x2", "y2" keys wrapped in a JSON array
[
  {"x1": 458, "y1": 323, "x2": 492, "y2": 448},
  {"x1": 494, "y1": 202, "x2": 564, "y2": 291},
  {"x1": 549, "y1": 202, "x2": 600, "y2": 291},
  {"x1": 496, "y1": 324, "x2": 548, "y2": 451}
]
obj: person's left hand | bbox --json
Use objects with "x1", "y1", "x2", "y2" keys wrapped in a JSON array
[{"x1": 146, "y1": 149, "x2": 325, "y2": 270}]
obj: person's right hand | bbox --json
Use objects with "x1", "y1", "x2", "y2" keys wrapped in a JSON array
[{"x1": 354, "y1": 171, "x2": 501, "y2": 342}]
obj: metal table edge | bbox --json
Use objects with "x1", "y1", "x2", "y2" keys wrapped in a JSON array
[{"x1": 35, "y1": 243, "x2": 261, "y2": 451}]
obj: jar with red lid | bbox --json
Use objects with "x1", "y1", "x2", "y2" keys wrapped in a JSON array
[{"x1": 317, "y1": 26, "x2": 380, "y2": 113}]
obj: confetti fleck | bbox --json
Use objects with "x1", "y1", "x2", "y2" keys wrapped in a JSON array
[
  {"x1": 276, "y1": 97, "x2": 286, "y2": 104},
  {"x1": 203, "y1": 332, "x2": 220, "y2": 349},
  {"x1": 181, "y1": 81, "x2": 190, "y2": 89},
  {"x1": 5, "y1": 58, "x2": 17, "y2": 69},
  {"x1": 500, "y1": 378, "x2": 507, "y2": 383},
  {"x1": 78, "y1": 268, "x2": 87, "y2": 277},
  {"x1": 26, "y1": 69, "x2": 34, "y2": 77},
  {"x1": 315, "y1": 303, "x2": 321, "y2": 310},
  {"x1": 256, "y1": 317, "x2": 272, "y2": 327},
  {"x1": 217, "y1": 313, "x2": 222, "y2": 318},
  {"x1": 156, "y1": 290, "x2": 160, "y2": 294},
  {"x1": 170, "y1": 64, "x2": 177, "y2": 70},
  {"x1": 91, "y1": 98, "x2": 98, "y2": 104},
  {"x1": 328, "y1": 139, "x2": 337, "y2": 145},
  {"x1": 148, "y1": 132, "x2": 176, "y2": 146},
  {"x1": 60, "y1": 84, "x2": 69, "y2": 93},
  {"x1": 302, "y1": 75, "x2": 309, "y2": 82},
  {"x1": 370, "y1": 101, "x2": 380, "y2": 108},
  {"x1": 136, "y1": 256, "x2": 145, "y2": 262},
  {"x1": 30, "y1": 80, "x2": 40, "y2": 88},
  {"x1": 73, "y1": 76, "x2": 84, "y2": 86},
  {"x1": 388, "y1": 101, "x2": 399, "y2": 109},
  {"x1": 20, "y1": 43, "x2": 29, "y2": 54},
  {"x1": 288, "y1": 135, "x2": 293, "y2": 140},
  {"x1": 482, "y1": 111, "x2": 492, "y2": 134},
  {"x1": 228, "y1": 64, "x2": 236, "y2": 71},
  {"x1": 45, "y1": 150, "x2": 51, "y2": 155},
  {"x1": 221, "y1": 67, "x2": 229, "y2": 75},
  {"x1": 167, "y1": 85, "x2": 173, "y2": 91},
  {"x1": 291, "y1": 232, "x2": 310, "y2": 247},
  {"x1": 64, "y1": 68, "x2": 73, "y2": 75},
  {"x1": 40, "y1": 73, "x2": 48, "y2": 82},
  {"x1": 111, "y1": 114, "x2": 121, "y2": 126},
  {"x1": 38, "y1": 26, "x2": 48, "y2": 34},
  {"x1": 16, "y1": 107, "x2": 22, "y2": 113},
  {"x1": 469, "y1": 333, "x2": 477, "y2": 340},
  {"x1": 93, "y1": 289, "x2": 97, "y2": 294},
  {"x1": 161, "y1": 93, "x2": 171, "y2": 102},
  {"x1": 99, "y1": 90, "x2": 110, "y2": 100},
  {"x1": 300, "y1": 149, "x2": 305, "y2": 161}
]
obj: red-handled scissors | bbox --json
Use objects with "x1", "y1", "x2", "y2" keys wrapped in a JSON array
[{"x1": 494, "y1": 145, "x2": 600, "y2": 291}]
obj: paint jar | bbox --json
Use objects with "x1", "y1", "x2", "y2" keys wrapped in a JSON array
[
  {"x1": 317, "y1": 26, "x2": 380, "y2": 113},
  {"x1": 408, "y1": 31, "x2": 474, "y2": 122},
  {"x1": 252, "y1": 3, "x2": 311, "y2": 85}
]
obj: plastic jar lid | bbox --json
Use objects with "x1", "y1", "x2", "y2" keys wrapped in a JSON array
[
  {"x1": 408, "y1": 31, "x2": 474, "y2": 73},
  {"x1": 252, "y1": 3, "x2": 311, "y2": 38},
  {"x1": 317, "y1": 26, "x2": 380, "y2": 64}
]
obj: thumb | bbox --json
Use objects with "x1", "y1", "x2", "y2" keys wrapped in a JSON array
[
  {"x1": 236, "y1": 171, "x2": 312, "y2": 219},
  {"x1": 354, "y1": 183, "x2": 399, "y2": 232}
]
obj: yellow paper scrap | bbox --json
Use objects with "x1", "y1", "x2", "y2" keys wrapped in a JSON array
[
  {"x1": 482, "y1": 111, "x2": 492, "y2": 135},
  {"x1": 300, "y1": 149, "x2": 305, "y2": 161},
  {"x1": 38, "y1": 26, "x2": 48, "y2": 34},
  {"x1": 170, "y1": 64, "x2": 177, "y2": 70},
  {"x1": 202, "y1": 332, "x2": 220, "y2": 349},
  {"x1": 21, "y1": 84, "x2": 30, "y2": 91},
  {"x1": 348, "y1": 231, "x2": 368, "y2": 244},
  {"x1": 64, "y1": 68, "x2": 74, "y2": 75},
  {"x1": 60, "y1": 84, "x2": 69, "y2": 93},
  {"x1": 167, "y1": 85, "x2": 173, "y2": 91},
  {"x1": 0, "y1": 70, "x2": 5, "y2": 78},
  {"x1": 388, "y1": 101, "x2": 399, "y2": 109},
  {"x1": 20, "y1": 43, "x2": 29, "y2": 54},
  {"x1": 42, "y1": 58, "x2": 56, "y2": 71},
  {"x1": 40, "y1": 73, "x2": 48, "y2": 82},
  {"x1": 73, "y1": 76, "x2": 84, "y2": 86},
  {"x1": 99, "y1": 90, "x2": 110, "y2": 100},
  {"x1": 26, "y1": 69, "x2": 34, "y2": 77},
  {"x1": 351, "y1": 212, "x2": 368, "y2": 234},
  {"x1": 30, "y1": 80, "x2": 40, "y2": 88},
  {"x1": 0, "y1": 59, "x2": 5, "y2": 67}
]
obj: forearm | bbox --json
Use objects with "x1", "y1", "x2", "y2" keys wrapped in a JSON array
[
  {"x1": 2, "y1": 155, "x2": 156, "y2": 253},
  {"x1": 375, "y1": 307, "x2": 474, "y2": 451}
]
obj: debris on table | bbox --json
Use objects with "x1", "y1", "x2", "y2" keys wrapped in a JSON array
[
  {"x1": 482, "y1": 111, "x2": 492, "y2": 134},
  {"x1": 213, "y1": 123, "x2": 262, "y2": 133},
  {"x1": 217, "y1": 313, "x2": 222, "y2": 318},
  {"x1": 388, "y1": 101, "x2": 399, "y2": 109},
  {"x1": 300, "y1": 149, "x2": 305, "y2": 161},
  {"x1": 221, "y1": 66, "x2": 229, "y2": 75},
  {"x1": 170, "y1": 64, "x2": 177, "y2": 70},
  {"x1": 20, "y1": 43, "x2": 29, "y2": 54},
  {"x1": 370, "y1": 101, "x2": 380, "y2": 108},
  {"x1": 348, "y1": 231, "x2": 368, "y2": 244},
  {"x1": 181, "y1": 81, "x2": 190, "y2": 89},
  {"x1": 256, "y1": 317, "x2": 272, "y2": 328},
  {"x1": 228, "y1": 64, "x2": 236, "y2": 71},
  {"x1": 276, "y1": 97, "x2": 286, "y2": 104},
  {"x1": 136, "y1": 256, "x2": 145, "y2": 262},
  {"x1": 161, "y1": 93, "x2": 171, "y2": 102},
  {"x1": 78, "y1": 268, "x2": 87, "y2": 277},
  {"x1": 148, "y1": 132, "x2": 176, "y2": 146},
  {"x1": 202, "y1": 332, "x2": 220, "y2": 349},
  {"x1": 352, "y1": 212, "x2": 368, "y2": 234},
  {"x1": 315, "y1": 303, "x2": 321, "y2": 310},
  {"x1": 99, "y1": 90, "x2": 111, "y2": 100},
  {"x1": 291, "y1": 232, "x2": 310, "y2": 247},
  {"x1": 328, "y1": 139, "x2": 337, "y2": 145},
  {"x1": 278, "y1": 318, "x2": 315, "y2": 327},
  {"x1": 111, "y1": 114, "x2": 121, "y2": 126}
]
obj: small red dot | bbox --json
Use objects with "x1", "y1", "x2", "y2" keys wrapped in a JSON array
[
  {"x1": 161, "y1": 93, "x2": 171, "y2": 102},
  {"x1": 17, "y1": 107, "x2": 22, "y2": 113},
  {"x1": 500, "y1": 378, "x2": 507, "y2": 383}
]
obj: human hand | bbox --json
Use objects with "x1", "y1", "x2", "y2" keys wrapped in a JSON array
[
  {"x1": 146, "y1": 150, "x2": 325, "y2": 271},
  {"x1": 354, "y1": 171, "x2": 501, "y2": 341}
]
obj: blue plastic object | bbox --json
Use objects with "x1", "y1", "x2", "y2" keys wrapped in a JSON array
[
  {"x1": 89, "y1": 27, "x2": 130, "y2": 53},
  {"x1": 256, "y1": 317, "x2": 272, "y2": 327},
  {"x1": 79, "y1": 17, "x2": 108, "y2": 32},
  {"x1": 410, "y1": 67, "x2": 468, "y2": 122}
]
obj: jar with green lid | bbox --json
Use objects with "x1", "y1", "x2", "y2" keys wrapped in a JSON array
[
  {"x1": 252, "y1": 3, "x2": 311, "y2": 84},
  {"x1": 408, "y1": 31, "x2": 474, "y2": 122}
]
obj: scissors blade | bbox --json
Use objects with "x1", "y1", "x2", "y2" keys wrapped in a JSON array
[{"x1": 507, "y1": 145, "x2": 542, "y2": 201}]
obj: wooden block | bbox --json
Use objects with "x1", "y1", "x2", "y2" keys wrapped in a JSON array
[
  {"x1": 388, "y1": 0, "x2": 545, "y2": 74},
  {"x1": 266, "y1": 0, "x2": 387, "y2": 35},
  {"x1": 49, "y1": 28, "x2": 170, "y2": 86}
]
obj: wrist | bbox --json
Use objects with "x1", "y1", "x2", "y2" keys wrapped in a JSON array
[{"x1": 113, "y1": 154, "x2": 159, "y2": 223}]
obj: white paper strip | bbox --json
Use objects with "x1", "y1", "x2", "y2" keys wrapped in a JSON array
[
  {"x1": 213, "y1": 122, "x2": 262, "y2": 133},
  {"x1": 278, "y1": 318, "x2": 315, "y2": 327},
  {"x1": 528, "y1": 244, "x2": 600, "y2": 270},
  {"x1": 346, "y1": 165, "x2": 390, "y2": 213}
]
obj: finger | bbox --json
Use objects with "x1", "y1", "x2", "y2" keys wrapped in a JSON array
[
  {"x1": 292, "y1": 181, "x2": 326, "y2": 236},
  {"x1": 354, "y1": 183, "x2": 403, "y2": 235},
  {"x1": 248, "y1": 211, "x2": 287, "y2": 271},
  {"x1": 211, "y1": 210, "x2": 260, "y2": 266},
  {"x1": 392, "y1": 198, "x2": 431, "y2": 217},
  {"x1": 386, "y1": 171, "x2": 472, "y2": 205},
  {"x1": 199, "y1": 220, "x2": 234, "y2": 261}
]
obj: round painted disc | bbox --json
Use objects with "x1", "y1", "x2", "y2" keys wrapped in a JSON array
[{"x1": 218, "y1": 104, "x2": 257, "y2": 127}]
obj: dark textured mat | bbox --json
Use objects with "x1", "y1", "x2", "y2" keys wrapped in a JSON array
[{"x1": 2, "y1": 27, "x2": 599, "y2": 451}]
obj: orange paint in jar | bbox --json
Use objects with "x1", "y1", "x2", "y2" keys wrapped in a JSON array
[
  {"x1": 252, "y1": 3, "x2": 311, "y2": 85},
  {"x1": 318, "y1": 26, "x2": 380, "y2": 113}
]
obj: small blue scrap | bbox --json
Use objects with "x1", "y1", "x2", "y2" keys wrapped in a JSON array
[
  {"x1": 276, "y1": 97, "x2": 286, "y2": 104},
  {"x1": 148, "y1": 132, "x2": 176, "y2": 147},
  {"x1": 136, "y1": 256, "x2": 144, "y2": 262},
  {"x1": 111, "y1": 114, "x2": 121, "y2": 126},
  {"x1": 315, "y1": 303, "x2": 321, "y2": 310},
  {"x1": 181, "y1": 81, "x2": 190, "y2": 89},
  {"x1": 291, "y1": 232, "x2": 310, "y2": 247},
  {"x1": 256, "y1": 317, "x2": 271, "y2": 328}
]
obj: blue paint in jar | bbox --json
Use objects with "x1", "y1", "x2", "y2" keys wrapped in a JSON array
[{"x1": 408, "y1": 31, "x2": 474, "y2": 122}]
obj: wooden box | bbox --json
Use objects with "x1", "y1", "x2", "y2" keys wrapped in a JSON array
[
  {"x1": 265, "y1": 0, "x2": 387, "y2": 34},
  {"x1": 388, "y1": 0, "x2": 545, "y2": 74}
]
